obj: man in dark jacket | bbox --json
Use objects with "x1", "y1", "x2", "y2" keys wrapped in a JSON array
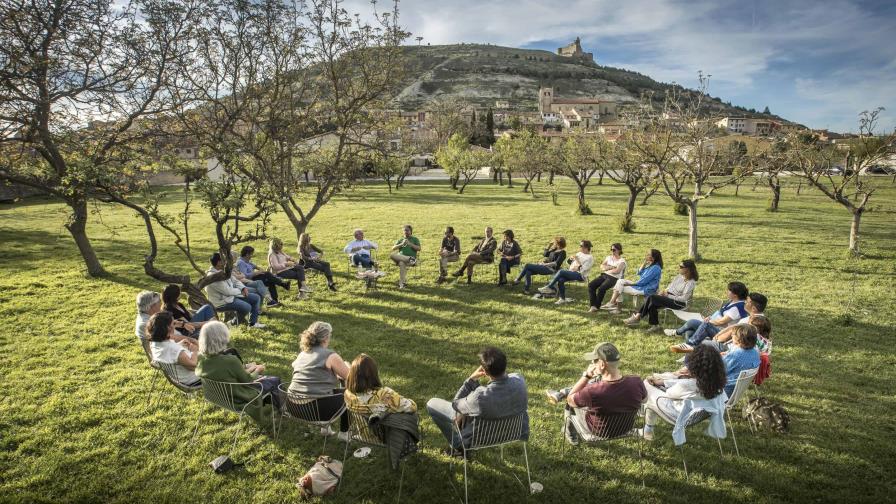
[{"x1": 452, "y1": 227, "x2": 497, "y2": 284}]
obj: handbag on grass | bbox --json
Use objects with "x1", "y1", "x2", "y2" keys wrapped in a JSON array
[{"x1": 297, "y1": 455, "x2": 343, "y2": 498}]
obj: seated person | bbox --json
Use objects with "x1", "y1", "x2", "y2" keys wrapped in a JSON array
[
  {"x1": 230, "y1": 250, "x2": 274, "y2": 308},
  {"x1": 641, "y1": 344, "x2": 728, "y2": 441},
  {"x1": 453, "y1": 226, "x2": 497, "y2": 283},
  {"x1": 497, "y1": 229, "x2": 522, "y2": 285},
  {"x1": 237, "y1": 245, "x2": 291, "y2": 306},
  {"x1": 344, "y1": 353, "x2": 417, "y2": 415},
  {"x1": 195, "y1": 321, "x2": 281, "y2": 417},
  {"x1": 436, "y1": 226, "x2": 461, "y2": 284},
  {"x1": 161, "y1": 284, "x2": 216, "y2": 337},
  {"x1": 719, "y1": 325, "x2": 761, "y2": 397},
  {"x1": 136, "y1": 291, "x2": 194, "y2": 356},
  {"x1": 587, "y1": 242, "x2": 627, "y2": 312},
  {"x1": 537, "y1": 240, "x2": 595, "y2": 305},
  {"x1": 681, "y1": 293, "x2": 771, "y2": 354},
  {"x1": 389, "y1": 224, "x2": 421, "y2": 289},
  {"x1": 343, "y1": 228, "x2": 379, "y2": 270},
  {"x1": 206, "y1": 253, "x2": 264, "y2": 329},
  {"x1": 545, "y1": 342, "x2": 646, "y2": 445},
  {"x1": 268, "y1": 237, "x2": 312, "y2": 297},
  {"x1": 147, "y1": 311, "x2": 200, "y2": 386},
  {"x1": 287, "y1": 322, "x2": 351, "y2": 435},
  {"x1": 602, "y1": 249, "x2": 663, "y2": 313},
  {"x1": 426, "y1": 347, "x2": 528, "y2": 455},
  {"x1": 514, "y1": 236, "x2": 567, "y2": 294},
  {"x1": 623, "y1": 260, "x2": 698, "y2": 332},
  {"x1": 298, "y1": 233, "x2": 337, "y2": 292},
  {"x1": 666, "y1": 281, "x2": 749, "y2": 352}
]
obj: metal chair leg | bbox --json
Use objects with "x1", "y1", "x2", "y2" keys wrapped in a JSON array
[
  {"x1": 727, "y1": 410, "x2": 740, "y2": 456},
  {"x1": 680, "y1": 445, "x2": 689, "y2": 481},
  {"x1": 717, "y1": 437, "x2": 724, "y2": 458},
  {"x1": 523, "y1": 442, "x2": 532, "y2": 491},
  {"x1": 191, "y1": 403, "x2": 206, "y2": 442},
  {"x1": 637, "y1": 435, "x2": 645, "y2": 489},
  {"x1": 146, "y1": 370, "x2": 159, "y2": 407},
  {"x1": 230, "y1": 412, "x2": 245, "y2": 457},
  {"x1": 339, "y1": 438, "x2": 350, "y2": 490},
  {"x1": 463, "y1": 453, "x2": 469, "y2": 504}
]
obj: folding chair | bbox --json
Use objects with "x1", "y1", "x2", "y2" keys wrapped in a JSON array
[
  {"x1": 723, "y1": 368, "x2": 759, "y2": 456},
  {"x1": 149, "y1": 361, "x2": 202, "y2": 407},
  {"x1": 341, "y1": 409, "x2": 415, "y2": 502},
  {"x1": 192, "y1": 379, "x2": 275, "y2": 457},
  {"x1": 450, "y1": 412, "x2": 532, "y2": 504},
  {"x1": 577, "y1": 410, "x2": 645, "y2": 488},
  {"x1": 657, "y1": 398, "x2": 724, "y2": 481},
  {"x1": 140, "y1": 339, "x2": 162, "y2": 406},
  {"x1": 278, "y1": 386, "x2": 346, "y2": 453}
]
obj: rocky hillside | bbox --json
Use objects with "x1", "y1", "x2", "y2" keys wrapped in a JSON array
[{"x1": 392, "y1": 43, "x2": 790, "y2": 123}]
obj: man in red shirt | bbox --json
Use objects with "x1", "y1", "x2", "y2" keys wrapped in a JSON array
[{"x1": 546, "y1": 342, "x2": 647, "y2": 445}]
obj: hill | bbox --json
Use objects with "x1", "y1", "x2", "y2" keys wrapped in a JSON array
[{"x1": 393, "y1": 43, "x2": 792, "y2": 123}]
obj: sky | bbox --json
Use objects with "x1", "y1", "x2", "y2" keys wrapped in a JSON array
[{"x1": 364, "y1": 0, "x2": 896, "y2": 133}]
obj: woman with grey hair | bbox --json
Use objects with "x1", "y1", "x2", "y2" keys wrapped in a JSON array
[
  {"x1": 195, "y1": 321, "x2": 282, "y2": 417},
  {"x1": 135, "y1": 291, "x2": 161, "y2": 343},
  {"x1": 287, "y1": 322, "x2": 351, "y2": 434}
]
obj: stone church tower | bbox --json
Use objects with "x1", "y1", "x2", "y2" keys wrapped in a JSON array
[{"x1": 538, "y1": 87, "x2": 554, "y2": 114}]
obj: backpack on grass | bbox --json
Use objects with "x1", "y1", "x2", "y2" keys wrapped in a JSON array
[
  {"x1": 742, "y1": 397, "x2": 790, "y2": 434},
  {"x1": 297, "y1": 455, "x2": 343, "y2": 499}
]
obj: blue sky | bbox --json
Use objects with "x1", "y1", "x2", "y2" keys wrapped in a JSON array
[{"x1": 375, "y1": 0, "x2": 896, "y2": 132}]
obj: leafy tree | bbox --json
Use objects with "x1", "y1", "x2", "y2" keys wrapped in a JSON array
[
  {"x1": 494, "y1": 130, "x2": 544, "y2": 197},
  {"x1": 547, "y1": 130, "x2": 608, "y2": 215},
  {"x1": 763, "y1": 106, "x2": 771, "y2": 114},
  {"x1": 436, "y1": 133, "x2": 488, "y2": 194},
  {"x1": 0, "y1": 0, "x2": 199, "y2": 276}
]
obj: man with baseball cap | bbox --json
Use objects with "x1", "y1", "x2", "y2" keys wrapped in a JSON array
[{"x1": 546, "y1": 342, "x2": 647, "y2": 445}]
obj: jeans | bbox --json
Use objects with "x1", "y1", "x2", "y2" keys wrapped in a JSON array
[
  {"x1": 687, "y1": 321, "x2": 722, "y2": 346},
  {"x1": 352, "y1": 253, "x2": 373, "y2": 268},
  {"x1": 244, "y1": 279, "x2": 271, "y2": 302},
  {"x1": 305, "y1": 260, "x2": 334, "y2": 283},
  {"x1": 192, "y1": 304, "x2": 216, "y2": 323},
  {"x1": 456, "y1": 253, "x2": 491, "y2": 278},
  {"x1": 251, "y1": 271, "x2": 286, "y2": 302},
  {"x1": 674, "y1": 319, "x2": 702, "y2": 340},
  {"x1": 638, "y1": 294, "x2": 688, "y2": 325},
  {"x1": 426, "y1": 398, "x2": 464, "y2": 449},
  {"x1": 276, "y1": 265, "x2": 306, "y2": 284},
  {"x1": 498, "y1": 257, "x2": 520, "y2": 283},
  {"x1": 516, "y1": 263, "x2": 554, "y2": 290},
  {"x1": 587, "y1": 273, "x2": 617, "y2": 308},
  {"x1": 547, "y1": 270, "x2": 585, "y2": 299},
  {"x1": 217, "y1": 293, "x2": 261, "y2": 325}
]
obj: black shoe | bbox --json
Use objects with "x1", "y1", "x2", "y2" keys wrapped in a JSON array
[
  {"x1": 442, "y1": 447, "x2": 466, "y2": 459},
  {"x1": 328, "y1": 283, "x2": 337, "y2": 292},
  {"x1": 283, "y1": 281, "x2": 292, "y2": 291},
  {"x1": 267, "y1": 300, "x2": 281, "y2": 308},
  {"x1": 451, "y1": 271, "x2": 463, "y2": 278}
]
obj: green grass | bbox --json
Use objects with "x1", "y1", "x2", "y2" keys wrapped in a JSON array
[{"x1": 1, "y1": 178, "x2": 895, "y2": 503}]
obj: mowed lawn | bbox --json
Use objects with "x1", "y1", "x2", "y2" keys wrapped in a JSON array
[{"x1": 1, "y1": 178, "x2": 894, "y2": 503}]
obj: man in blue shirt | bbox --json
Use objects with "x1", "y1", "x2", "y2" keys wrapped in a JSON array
[{"x1": 668, "y1": 281, "x2": 749, "y2": 352}]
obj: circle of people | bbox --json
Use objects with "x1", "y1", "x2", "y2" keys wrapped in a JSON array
[{"x1": 133, "y1": 223, "x2": 773, "y2": 457}]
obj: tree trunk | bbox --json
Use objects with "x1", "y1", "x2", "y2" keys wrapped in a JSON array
[
  {"x1": 498, "y1": 168, "x2": 504, "y2": 186},
  {"x1": 769, "y1": 182, "x2": 780, "y2": 211},
  {"x1": 536, "y1": 172, "x2": 541, "y2": 182},
  {"x1": 734, "y1": 183, "x2": 740, "y2": 196},
  {"x1": 506, "y1": 171, "x2": 513, "y2": 188},
  {"x1": 687, "y1": 201, "x2": 700, "y2": 260},
  {"x1": 576, "y1": 185, "x2": 589, "y2": 214},
  {"x1": 279, "y1": 201, "x2": 309, "y2": 242},
  {"x1": 492, "y1": 168, "x2": 498, "y2": 183},
  {"x1": 65, "y1": 198, "x2": 106, "y2": 277},
  {"x1": 597, "y1": 170, "x2": 604, "y2": 185},
  {"x1": 548, "y1": 170, "x2": 555, "y2": 185},
  {"x1": 849, "y1": 209, "x2": 862, "y2": 254},
  {"x1": 626, "y1": 187, "x2": 638, "y2": 220},
  {"x1": 385, "y1": 177, "x2": 393, "y2": 194},
  {"x1": 450, "y1": 175, "x2": 459, "y2": 190},
  {"x1": 796, "y1": 180, "x2": 802, "y2": 195}
]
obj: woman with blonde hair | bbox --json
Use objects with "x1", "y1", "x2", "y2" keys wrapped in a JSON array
[
  {"x1": 344, "y1": 354, "x2": 417, "y2": 415},
  {"x1": 514, "y1": 236, "x2": 567, "y2": 294},
  {"x1": 298, "y1": 233, "x2": 337, "y2": 291},
  {"x1": 287, "y1": 321, "x2": 351, "y2": 434},
  {"x1": 268, "y1": 237, "x2": 311, "y2": 298}
]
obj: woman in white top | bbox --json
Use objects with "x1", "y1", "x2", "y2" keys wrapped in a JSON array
[
  {"x1": 537, "y1": 240, "x2": 595, "y2": 305},
  {"x1": 623, "y1": 259, "x2": 698, "y2": 332},
  {"x1": 640, "y1": 344, "x2": 727, "y2": 441},
  {"x1": 147, "y1": 311, "x2": 200, "y2": 386},
  {"x1": 268, "y1": 237, "x2": 312, "y2": 298},
  {"x1": 587, "y1": 242, "x2": 628, "y2": 313}
]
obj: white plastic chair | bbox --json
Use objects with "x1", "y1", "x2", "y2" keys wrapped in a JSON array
[
  {"x1": 192, "y1": 378, "x2": 274, "y2": 457},
  {"x1": 450, "y1": 412, "x2": 532, "y2": 504},
  {"x1": 657, "y1": 398, "x2": 724, "y2": 481},
  {"x1": 278, "y1": 386, "x2": 346, "y2": 452},
  {"x1": 724, "y1": 368, "x2": 760, "y2": 456}
]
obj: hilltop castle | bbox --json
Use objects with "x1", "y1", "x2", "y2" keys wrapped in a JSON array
[{"x1": 557, "y1": 37, "x2": 594, "y2": 62}]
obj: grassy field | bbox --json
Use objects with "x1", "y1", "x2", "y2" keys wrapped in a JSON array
[{"x1": 1, "y1": 178, "x2": 894, "y2": 503}]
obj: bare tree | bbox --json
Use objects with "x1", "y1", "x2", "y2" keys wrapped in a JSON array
[
  {"x1": 0, "y1": 0, "x2": 199, "y2": 276},
  {"x1": 753, "y1": 138, "x2": 791, "y2": 211},
  {"x1": 494, "y1": 129, "x2": 544, "y2": 197},
  {"x1": 648, "y1": 74, "x2": 751, "y2": 259},
  {"x1": 606, "y1": 133, "x2": 661, "y2": 231},
  {"x1": 547, "y1": 130, "x2": 608, "y2": 215},
  {"x1": 794, "y1": 108, "x2": 894, "y2": 254}
]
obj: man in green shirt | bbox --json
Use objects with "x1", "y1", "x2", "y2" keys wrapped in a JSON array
[{"x1": 390, "y1": 224, "x2": 422, "y2": 289}]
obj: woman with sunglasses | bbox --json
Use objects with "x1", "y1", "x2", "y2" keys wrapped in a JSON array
[
  {"x1": 623, "y1": 259, "x2": 698, "y2": 332},
  {"x1": 536, "y1": 240, "x2": 594, "y2": 304},
  {"x1": 587, "y1": 243, "x2": 627, "y2": 313}
]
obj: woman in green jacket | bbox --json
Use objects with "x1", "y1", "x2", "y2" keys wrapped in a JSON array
[{"x1": 195, "y1": 321, "x2": 282, "y2": 422}]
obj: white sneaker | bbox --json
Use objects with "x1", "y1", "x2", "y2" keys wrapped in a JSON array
[
  {"x1": 300, "y1": 285, "x2": 313, "y2": 293},
  {"x1": 398, "y1": 283, "x2": 406, "y2": 289},
  {"x1": 588, "y1": 306, "x2": 599, "y2": 313},
  {"x1": 663, "y1": 329, "x2": 678, "y2": 337},
  {"x1": 532, "y1": 293, "x2": 543, "y2": 300},
  {"x1": 599, "y1": 302, "x2": 616, "y2": 310},
  {"x1": 554, "y1": 298, "x2": 566, "y2": 305},
  {"x1": 337, "y1": 431, "x2": 351, "y2": 442},
  {"x1": 638, "y1": 427, "x2": 654, "y2": 441},
  {"x1": 538, "y1": 286, "x2": 556, "y2": 294},
  {"x1": 251, "y1": 322, "x2": 266, "y2": 329}
]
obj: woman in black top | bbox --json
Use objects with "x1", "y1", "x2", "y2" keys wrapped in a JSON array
[
  {"x1": 437, "y1": 226, "x2": 461, "y2": 283},
  {"x1": 497, "y1": 229, "x2": 522, "y2": 285},
  {"x1": 513, "y1": 236, "x2": 567, "y2": 293},
  {"x1": 161, "y1": 284, "x2": 216, "y2": 336},
  {"x1": 298, "y1": 232, "x2": 337, "y2": 291}
]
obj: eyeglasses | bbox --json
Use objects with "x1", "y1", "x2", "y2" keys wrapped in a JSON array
[{"x1": 678, "y1": 264, "x2": 686, "y2": 268}]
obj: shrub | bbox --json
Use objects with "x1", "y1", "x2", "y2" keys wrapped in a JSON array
[
  {"x1": 673, "y1": 202, "x2": 689, "y2": 216},
  {"x1": 617, "y1": 214, "x2": 636, "y2": 233}
]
